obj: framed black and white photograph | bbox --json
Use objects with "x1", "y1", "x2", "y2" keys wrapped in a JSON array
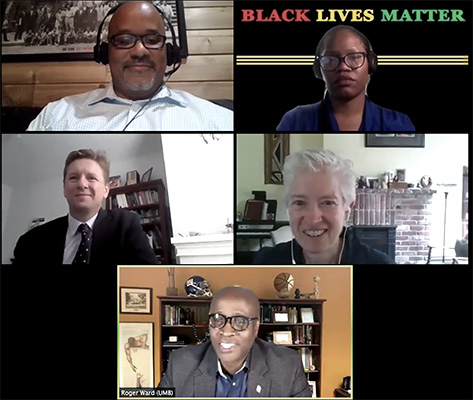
[
  {"x1": 366, "y1": 177, "x2": 380, "y2": 189},
  {"x1": 365, "y1": 134, "x2": 425, "y2": 148},
  {"x1": 120, "y1": 287, "x2": 153, "y2": 314},
  {"x1": 396, "y1": 169, "x2": 406, "y2": 183},
  {"x1": 1, "y1": 0, "x2": 188, "y2": 62}
]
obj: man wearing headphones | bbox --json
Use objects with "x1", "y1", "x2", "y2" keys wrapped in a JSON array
[
  {"x1": 277, "y1": 25, "x2": 415, "y2": 132},
  {"x1": 27, "y1": 1, "x2": 233, "y2": 131},
  {"x1": 253, "y1": 149, "x2": 395, "y2": 264}
]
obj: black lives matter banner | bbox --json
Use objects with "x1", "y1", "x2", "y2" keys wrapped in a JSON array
[{"x1": 234, "y1": 1, "x2": 473, "y2": 133}]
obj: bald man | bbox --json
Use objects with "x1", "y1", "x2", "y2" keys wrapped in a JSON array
[
  {"x1": 27, "y1": 1, "x2": 233, "y2": 131},
  {"x1": 158, "y1": 286, "x2": 311, "y2": 397}
]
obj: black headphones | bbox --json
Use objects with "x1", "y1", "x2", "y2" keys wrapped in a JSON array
[
  {"x1": 313, "y1": 50, "x2": 377, "y2": 79},
  {"x1": 93, "y1": 2, "x2": 181, "y2": 75}
]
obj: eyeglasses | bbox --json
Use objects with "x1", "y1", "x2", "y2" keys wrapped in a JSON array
[
  {"x1": 209, "y1": 313, "x2": 259, "y2": 332},
  {"x1": 109, "y1": 33, "x2": 166, "y2": 50},
  {"x1": 317, "y1": 52, "x2": 367, "y2": 71}
]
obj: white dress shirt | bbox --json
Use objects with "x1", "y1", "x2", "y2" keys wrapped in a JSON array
[
  {"x1": 63, "y1": 213, "x2": 99, "y2": 264},
  {"x1": 27, "y1": 84, "x2": 233, "y2": 131}
]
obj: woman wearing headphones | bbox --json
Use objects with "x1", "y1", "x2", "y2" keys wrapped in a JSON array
[
  {"x1": 277, "y1": 25, "x2": 415, "y2": 131},
  {"x1": 253, "y1": 150, "x2": 395, "y2": 264}
]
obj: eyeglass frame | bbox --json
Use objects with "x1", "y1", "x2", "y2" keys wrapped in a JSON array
[
  {"x1": 317, "y1": 52, "x2": 368, "y2": 71},
  {"x1": 208, "y1": 313, "x2": 259, "y2": 332},
  {"x1": 109, "y1": 33, "x2": 166, "y2": 50}
]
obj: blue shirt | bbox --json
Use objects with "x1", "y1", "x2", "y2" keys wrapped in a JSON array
[
  {"x1": 26, "y1": 84, "x2": 233, "y2": 131},
  {"x1": 215, "y1": 358, "x2": 249, "y2": 397},
  {"x1": 277, "y1": 95, "x2": 415, "y2": 132}
]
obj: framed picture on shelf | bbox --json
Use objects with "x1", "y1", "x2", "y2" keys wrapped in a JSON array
[
  {"x1": 119, "y1": 322, "x2": 154, "y2": 388},
  {"x1": 300, "y1": 308, "x2": 314, "y2": 323},
  {"x1": 109, "y1": 175, "x2": 121, "y2": 188},
  {"x1": 366, "y1": 177, "x2": 379, "y2": 189},
  {"x1": 365, "y1": 134, "x2": 425, "y2": 148},
  {"x1": 273, "y1": 331, "x2": 293, "y2": 345},
  {"x1": 126, "y1": 170, "x2": 140, "y2": 185},
  {"x1": 2, "y1": 0, "x2": 189, "y2": 63},
  {"x1": 396, "y1": 169, "x2": 406, "y2": 182},
  {"x1": 142, "y1": 167, "x2": 153, "y2": 182},
  {"x1": 274, "y1": 312, "x2": 289, "y2": 323},
  {"x1": 120, "y1": 287, "x2": 152, "y2": 314}
]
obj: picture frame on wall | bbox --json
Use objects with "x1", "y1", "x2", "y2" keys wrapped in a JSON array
[
  {"x1": 1, "y1": 0, "x2": 188, "y2": 62},
  {"x1": 365, "y1": 134, "x2": 425, "y2": 148},
  {"x1": 119, "y1": 322, "x2": 154, "y2": 388},
  {"x1": 120, "y1": 287, "x2": 153, "y2": 314}
]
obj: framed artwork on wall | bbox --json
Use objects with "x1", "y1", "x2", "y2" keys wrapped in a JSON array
[
  {"x1": 1, "y1": 0, "x2": 188, "y2": 62},
  {"x1": 119, "y1": 322, "x2": 154, "y2": 389},
  {"x1": 365, "y1": 134, "x2": 425, "y2": 148},
  {"x1": 120, "y1": 287, "x2": 153, "y2": 314}
]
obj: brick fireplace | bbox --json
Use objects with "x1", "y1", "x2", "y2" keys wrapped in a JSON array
[{"x1": 350, "y1": 188, "x2": 437, "y2": 263}]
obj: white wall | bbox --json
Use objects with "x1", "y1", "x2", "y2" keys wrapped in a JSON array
[
  {"x1": 2, "y1": 134, "x2": 167, "y2": 263},
  {"x1": 236, "y1": 134, "x2": 324, "y2": 221},
  {"x1": 324, "y1": 134, "x2": 468, "y2": 247},
  {"x1": 161, "y1": 133, "x2": 234, "y2": 236}
]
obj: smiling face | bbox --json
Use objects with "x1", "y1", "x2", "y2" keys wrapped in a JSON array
[
  {"x1": 108, "y1": 2, "x2": 167, "y2": 100},
  {"x1": 288, "y1": 168, "x2": 348, "y2": 262},
  {"x1": 63, "y1": 159, "x2": 110, "y2": 221},
  {"x1": 209, "y1": 288, "x2": 260, "y2": 375},
  {"x1": 320, "y1": 29, "x2": 369, "y2": 102}
]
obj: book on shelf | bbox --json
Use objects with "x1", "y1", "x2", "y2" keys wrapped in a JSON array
[
  {"x1": 111, "y1": 190, "x2": 159, "y2": 209},
  {"x1": 298, "y1": 348, "x2": 316, "y2": 372}
]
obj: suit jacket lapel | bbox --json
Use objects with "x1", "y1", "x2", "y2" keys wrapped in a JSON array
[
  {"x1": 194, "y1": 343, "x2": 218, "y2": 397},
  {"x1": 90, "y1": 208, "x2": 107, "y2": 262},
  {"x1": 54, "y1": 216, "x2": 69, "y2": 264},
  {"x1": 248, "y1": 341, "x2": 271, "y2": 397}
]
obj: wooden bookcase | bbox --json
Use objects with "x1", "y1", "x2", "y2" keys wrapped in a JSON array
[
  {"x1": 105, "y1": 179, "x2": 172, "y2": 264},
  {"x1": 158, "y1": 296, "x2": 326, "y2": 397}
]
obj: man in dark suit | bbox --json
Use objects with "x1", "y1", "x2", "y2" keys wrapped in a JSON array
[
  {"x1": 13, "y1": 149, "x2": 158, "y2": 265},
  {"x1": 158, "y1": 286, "x2": 311, "y2": 397}
]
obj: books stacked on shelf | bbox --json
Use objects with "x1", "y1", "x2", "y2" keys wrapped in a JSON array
[
  {"x1": 259, "y1": 305, "x2": 300, "y2": 324},
  {"x1": 112, "y1": 189, "x2": 159, "y2": 209},
  {"x1": 130, "y1": 209, "x2": 160, "y2": 224},
  {"x1": 293, "y1": 325, "x2": 313, "y2": 345},
  {"x1": 298, "y1": 348, "x2": 316, "y2": 372},
  {"x1": 164, "y1": 305, "x2": 181, "y2": 325}
]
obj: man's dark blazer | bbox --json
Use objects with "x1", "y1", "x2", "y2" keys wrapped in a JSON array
[
  {"x1": 158, "y1": 337, "x2": 311, "y2": 397},
  {"x1": 13, "y1": 208, "x2": 158, "y2": 264}
]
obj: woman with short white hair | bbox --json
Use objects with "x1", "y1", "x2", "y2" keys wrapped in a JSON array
[{"x1": 254, "y1": 149, "x2": 394, "y2": 264}]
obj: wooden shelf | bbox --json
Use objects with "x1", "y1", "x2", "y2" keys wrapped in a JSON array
[
  {"x1": 158, "y1": 296, "x2": 325, "y2": 396},
  {"x1": 106, "y1": 179, "x2": 172, "y2": 264}
]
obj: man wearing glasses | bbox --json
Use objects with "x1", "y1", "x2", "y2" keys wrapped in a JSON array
[
  {"x1": 27, "y1": 1, "x2": 232, "y2": 131},
  {"x1": 158, "y1": 286, "x2": 311, "y2": 397},
  {"x1": 277, "y1": 25, "x2": 415, "y2": 131}
]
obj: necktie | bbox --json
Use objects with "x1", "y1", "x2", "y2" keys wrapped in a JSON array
[{"x1": 72, "y1": 223, "x2": 92, "y2": 264}]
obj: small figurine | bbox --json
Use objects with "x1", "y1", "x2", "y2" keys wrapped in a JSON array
[
  {"x1": 294, "y1": 288, "x2": 300, "y2": 299},
  {"x1": 356, "y1": 175, "x2": 368, "y2": 189},
  {"x1": 313, "y1": 276, "x2": 320, "y2": 299}
]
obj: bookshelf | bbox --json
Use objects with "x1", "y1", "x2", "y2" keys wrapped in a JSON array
[
  {"x1": 105, "y1": 179, "x2": 172, "y2": 264},
  {"x1": 158, "y1": 296, "x2": 325, "y2": 397}
]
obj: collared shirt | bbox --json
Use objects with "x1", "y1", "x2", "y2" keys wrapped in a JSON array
[
  {"x1": 63, "y1": 213, "x2": 99, "y2": 264},
  {"x1": 277, "y1": 95, "x2": 415, "y2": 132},
  {"x1": 215, "y1": 357, "x2": 249, "y2": 397},
  {"x1": 27, "y1": 84, "x2": 233, "y2": 131}
]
